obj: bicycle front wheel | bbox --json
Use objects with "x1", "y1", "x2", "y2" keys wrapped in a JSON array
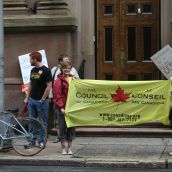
[{"x1": 9, "y1": 117, "x2": 47, "y2": 156}]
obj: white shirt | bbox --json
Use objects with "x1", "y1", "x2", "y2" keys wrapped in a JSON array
[
  {"x1": 52, "y1": 66, "x2": 79, "y2": 81},
  {"x1": 49, "y1": 66, "x2": 80, "y2": 98}
]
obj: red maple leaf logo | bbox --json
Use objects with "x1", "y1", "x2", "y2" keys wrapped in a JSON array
[{"x1": 111, "y1": 86, "x2": 131, "y2": 103}]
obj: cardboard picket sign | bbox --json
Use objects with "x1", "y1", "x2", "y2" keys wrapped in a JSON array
[
  {"x1": 18, "y1": 49, "x2": 48, "y2": 85},
  {"x1": 151, "y1": 45, "x2": 172, "y2": 79}
]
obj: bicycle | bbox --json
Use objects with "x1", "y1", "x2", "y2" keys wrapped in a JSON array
[{"x1": 0, "y1": 108, "x2": 47, "y2": 156}]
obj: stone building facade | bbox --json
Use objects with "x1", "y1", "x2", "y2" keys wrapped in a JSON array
[
  {"x1": 3, "y1": 0, "x2": 95, "y2": 109},
  {"x1": 3, "y1": 0, "x2": 172, "y2": 109},
  {"x1": 161, "y1": 0, "x2": 172, "y2": 47}
]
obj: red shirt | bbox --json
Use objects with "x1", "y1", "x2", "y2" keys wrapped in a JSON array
[{"x1": 52, "y1": 74, "x2": 69, "y2": 110}]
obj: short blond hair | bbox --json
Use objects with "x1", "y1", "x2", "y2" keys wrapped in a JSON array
[{"x1": 60, "y1": 61, "x2": 71, "y2": 69}]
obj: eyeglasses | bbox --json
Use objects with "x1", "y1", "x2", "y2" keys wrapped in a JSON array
[{"x1": 62, "y1": 67, "x2": 71, "y2": 70}]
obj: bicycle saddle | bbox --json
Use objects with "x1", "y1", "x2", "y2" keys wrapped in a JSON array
[{"x1": 5, "y1": 108, "x2": 19, "y2": 113}]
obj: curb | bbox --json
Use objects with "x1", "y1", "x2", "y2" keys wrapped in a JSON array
[
  {"x1": 0, "y1": 158, "x2": 171, "y2": 169},
  {"x1": 85, "y1": 160, "x2": 166, "y2": 169},
  {"x1": 0, "y1": 158, "x2": 85, "y2": 167}
]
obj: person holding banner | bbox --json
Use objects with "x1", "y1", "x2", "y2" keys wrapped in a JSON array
[
  {"x1": 49, "y1": 55, "x2": 64, "y2": 143},
  {"x1": 24, "y1": 51, "x2": 52, "y2": 148},
  {"x1": 50, "y1": 54, "x2": 79, "y2": 144},
  {"x1": 52, "y1": 54, "x2": 79, "y2": 81},
  {"x1": 52, "y1": 61, "x2": 75, "y2": 155}
]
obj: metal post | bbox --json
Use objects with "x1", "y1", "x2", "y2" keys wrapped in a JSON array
[{"x1": 0, "y1": 1, "x2": 4, "y2": 112}]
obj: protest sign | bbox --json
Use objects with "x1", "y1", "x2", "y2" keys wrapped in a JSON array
[
  {"x1": 18, "y1": 50, "x2": 48, "y2": 84},
  {"x1": 151, "y1": 45, "x2": 172, "y2": 79},
  {"x1": 65, "y1": 79, "x2": 172, "y2": 127}
]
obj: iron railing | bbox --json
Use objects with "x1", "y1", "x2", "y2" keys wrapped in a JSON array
[{"x1": 78, "y1": 59, "x2": 86, "y2": 79}]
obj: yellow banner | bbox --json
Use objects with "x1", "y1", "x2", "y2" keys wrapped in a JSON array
[{"x1": 65, "y1": 80, "x2": 172, "y2": 127}]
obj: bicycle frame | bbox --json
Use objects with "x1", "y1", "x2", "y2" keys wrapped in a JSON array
[{"x1": 0, "y1": 113, "x2": 31, "y2": 150}]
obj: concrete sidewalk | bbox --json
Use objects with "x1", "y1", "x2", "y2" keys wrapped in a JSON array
[{"x1": 1, "y1": 136, "x2": 172, "y2": 169}]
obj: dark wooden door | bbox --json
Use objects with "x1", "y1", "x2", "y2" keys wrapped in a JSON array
[{"x1": 97, "y1": 0, "x2": 160, "y2": 80}]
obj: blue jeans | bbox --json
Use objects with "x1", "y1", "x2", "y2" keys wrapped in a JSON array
[{"x1": 28, "y1": 97, "x2": 49, "y2": 144}]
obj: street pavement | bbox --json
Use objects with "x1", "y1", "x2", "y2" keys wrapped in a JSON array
[
  {"x1": 0, "y1": 166, "x2": 172, "y2": 172},
  {"x1": 1, "y1": 136, "x2": 172, "y2": 169}
]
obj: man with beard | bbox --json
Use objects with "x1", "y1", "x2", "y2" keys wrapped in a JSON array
[{"x1": 24, "y1": 51, "x2": 52, "y2": 148}]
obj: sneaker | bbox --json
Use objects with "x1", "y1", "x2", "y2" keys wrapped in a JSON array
[
  {"x1": 39, "y1": 142, "x2": 45, "y2": 149},
  {"x1": 61, "y1": 148, "x2": 67, "y2": 155},
  {"x1": 67, "y1": 148, "x2": 73, "y2": 155},
  {"x1": 169, "y1": 152, "x2": 172, "y2": 156},
  {"x1": 24, "y1": 142, "x2": 35, "y2": 149},
  {"x1": 53, "y1": 138, "x2": 60, "y2": 143}
]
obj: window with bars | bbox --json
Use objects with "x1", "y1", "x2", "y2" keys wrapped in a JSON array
[
  {"x1": 105, "y1": 27, "x2": 113, "y2": 61},
  {"x1": 142, "y1": 4, "x2": 152, "y2": 14},
  {"x1": 143, "y1": 27, "x2": 152, "y2": 60},
  {"x1": 104, "y1": 5, "x2": 113, "y2": 16},
  {"x1": 144, "y1": 73, "x2": 153, "y2": 80},
  {"x1": 105, "y1": 74, "x2": 113, "y2": 80},
  {"x1": 127, "y1": 4, "x2": 136, "y2": 14},
  {"x1": 128, "y1": 74, "x2": 137, "y2": 81},
  {"x1": 128, "y1": 27, "x2": 136, "y2": 61}
]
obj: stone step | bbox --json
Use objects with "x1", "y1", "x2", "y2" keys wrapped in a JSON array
[
  {"x1": 3, "y1": 0, "x2": 67, "y2": 8},
  {"x1": 75, "y1": 127, "x2": 172, "y2": 137},
  {"x1": 49, "y1": 125, "x2": 172, "y2": 138},
  {"x1": 3, "y1": 2, "x2": 26, "y2": 8},
  {"x1": 3, "y1": 7, "x2": 28, "y2": 15},
  {"x1": 37, "y1": 9, "x2": 70, "y2": 16},
  {"x1": 37, "y1": 6, "x2": 69, "y2": 15},
  {"x1": 4, "y1": 6, "x2": 67, "y2": 11},
  {"x1": 3, "y1": 4, "x2": 26, "y2": 8},
  {"x1": 3, "y1": 0, "x2": 25, "y2": 2},
  {"x1": 38, "y1": 6, "x2": 68, "y2": 10},
  {"x1": 4, "y1": 7, "x2": 26, "y2": 11},
  {"x1": 3, "y1": 0, "x2": 26, "y2": 7},
  {"x1": 39, "y1": 0, "x2": 67, "y2": 6}
]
